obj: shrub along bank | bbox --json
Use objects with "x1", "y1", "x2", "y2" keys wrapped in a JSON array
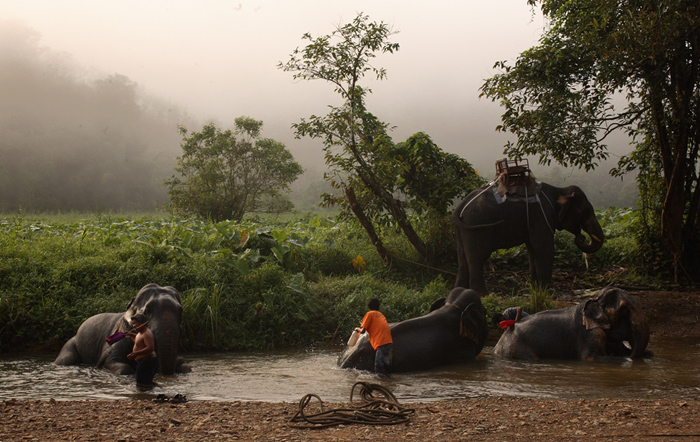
[{"x1": 0, "y1": 209, "x2": 638, "y2": 353}]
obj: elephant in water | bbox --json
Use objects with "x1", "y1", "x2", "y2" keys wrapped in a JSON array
[
  {"x1": 452, "y1": 179, "x2": 604, "y2": 294},
  {"x1": 55, "y1": 283, "x2": 191, "y2": 375},
  {"x1": 493, "y1": 287, "x2": 650, "y2": 361},
  {"x1": 338, "y1": 288, "x2": 488, "y2": 373}
]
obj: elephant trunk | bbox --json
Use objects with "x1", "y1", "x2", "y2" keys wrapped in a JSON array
[
  {"x1": 152, "y1": 317, "x2": 181, "y2": 375},
  {"x1": 575, "y1": 214, "x2": 605, "y2": 254},
  {"x1": 629, "y1": 310, "x2": 650, "y2": 359}
]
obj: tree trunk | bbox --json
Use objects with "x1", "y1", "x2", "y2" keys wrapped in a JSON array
[
  {"x1": 648, "y1": 75, "x2": 689, "y2": 283},
  {"x1": 342, "y1": 184, "x2": 390, "y2": 264},
  {"x1": 662, "y1": 177, "x2": 685, "y2": 282},
  {"x1": 352, "y1": 165, "x2": 430, "y2": 261}
]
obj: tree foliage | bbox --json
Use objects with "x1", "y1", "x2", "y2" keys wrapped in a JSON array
[
  {"x1": 280, "y1": 13, "x2": 482, "y2": 263},
  {"x1": 481, "y1": 0, "x2": 700, "y2": 281},
  {"x1": 165, "y1": 118, "x2": 303, "y2": 222}
]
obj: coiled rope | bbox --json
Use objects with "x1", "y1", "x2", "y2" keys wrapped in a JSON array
[{"x1": 287, "y1": 382, "x2": 415, "y2": 429}]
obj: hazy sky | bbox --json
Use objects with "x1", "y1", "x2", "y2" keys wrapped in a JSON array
[{"x1": 2, "y1": 0, "x2": 546, "y2": 173}]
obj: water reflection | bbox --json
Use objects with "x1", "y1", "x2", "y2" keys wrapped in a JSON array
[{"x1": 1, "y1": 337, "x2": 698, "y2": 402}]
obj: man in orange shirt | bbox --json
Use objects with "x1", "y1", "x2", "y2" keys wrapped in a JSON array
[{"x1": 355, "y1": 298, "x2": 393, "y2": 377}]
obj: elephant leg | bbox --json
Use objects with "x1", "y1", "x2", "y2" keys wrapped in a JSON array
[
  {"x1": 466, "y1": 247, "x2": 492, "y2": 295},
  {"x1": 454, "y1": 230, "x2": 471, "y2": 288},
  {"x1": 176, "y1": 358, "x2": 192, "y2": 373},
  {"x1": 526, "y1": 241, "x2": 554, "y2": 288},
  {"x1": 105, "y1": 361, "x2": 135, "y2": 375},
  {"x1": 469, "y1": 260, "x2": 488, "y2": 295},
  {"x1": 54, "y1": 337, "x2": 81, "y2": 366},
  {"x1": 528, "y1": 252, "x2": 538, "y2": 284},
  {"x1": 98, "y1": 340, "x2": 136, "y2": 374}
]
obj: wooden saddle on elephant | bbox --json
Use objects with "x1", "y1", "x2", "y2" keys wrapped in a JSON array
[{"x1": 494, "y1": 158, "x2": 539, "y2": 198}]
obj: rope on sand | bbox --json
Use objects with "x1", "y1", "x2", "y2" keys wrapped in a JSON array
[{"x1": 287, "y1": 382, "x2": 415, "y2": 429}]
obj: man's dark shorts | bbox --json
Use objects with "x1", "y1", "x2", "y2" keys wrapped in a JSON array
[
  {"x1": 136, "y1": 355, "x2": 158, "y2": 390},
  {"x1": 375, "y1": 343, "x2": 393, "y2": 377}
]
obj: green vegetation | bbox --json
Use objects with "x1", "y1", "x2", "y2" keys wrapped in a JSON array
[
  {"x1": 0, "y1": 208, "x2": 642, "y2": 352},
  {"x1": 165, "y1": 118, "x2": 303, "y2": 222},
  {"x1": 279, "y1": 14, "x2": 483, "y2": 265},
  {"x1": 481, "y1": 0, "x2": 700, "y2": 283}
]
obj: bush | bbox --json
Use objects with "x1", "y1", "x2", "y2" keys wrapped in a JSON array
[{"x1": 0, "y1": 208, "x2": 646, "y2": 352}]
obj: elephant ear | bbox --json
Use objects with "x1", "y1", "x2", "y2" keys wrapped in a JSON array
[
  {"x1": 429, "y1": 297, "x2": 446, "y2": 313},
  {"x1": 582, "y1": 299, "x2": 611, "y2": 330},
  {"x1": 459, "y1": 303, "x2": 483, "y2": 341},
  {"x1": 123, "y1": 296, "x2": 136, "y2": 317},
  {"x1": 556, "y1": 193, "x2": 575, "y2": 223},
  {"x1": 593, "y1": 287, "x2": 628, "y2": 321}
]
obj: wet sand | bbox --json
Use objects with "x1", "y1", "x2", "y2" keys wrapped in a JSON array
[{"x1": 3, "y1": 396, "x2": 700, "y2": 441}]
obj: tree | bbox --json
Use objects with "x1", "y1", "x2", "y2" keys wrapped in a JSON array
[
  {"x1": 280, "y1": 13, "x2": 482, "y2": 264},
  {"x1": 165, "y1": 118, "x2": 303, "y2": 222},
  {"x1": 480, "y1": 0, "x2": 700, "y2": 281}
]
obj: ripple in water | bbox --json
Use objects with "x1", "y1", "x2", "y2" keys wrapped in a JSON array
[{"x1": 1, "y1": 337, "x2": 698, "y2": 402}]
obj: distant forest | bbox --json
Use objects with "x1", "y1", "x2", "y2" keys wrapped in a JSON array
[
  {"x1": 0, "y1": 21, "x2": 188, "y2": 213},
  {"x1": 0, "y1": 21, "x2": 638, "y2": 215}
]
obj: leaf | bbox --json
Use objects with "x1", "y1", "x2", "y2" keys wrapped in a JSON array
[
  {"x1": 271, "y1": 245, "x2": 287, "y2": 263},
  {"x1": 234, "y1": 258, "x2": 250, "y2": 276}
]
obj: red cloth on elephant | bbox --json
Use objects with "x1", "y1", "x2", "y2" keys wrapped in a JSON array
[
  {"x1": 500, "y1": 319, "x2": 516, "y2": 329},
  {"x1": 360, "y1": 311, "x2": 393, "y2": 350}
]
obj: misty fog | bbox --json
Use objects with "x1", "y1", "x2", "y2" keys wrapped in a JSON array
[
  {"x1": 0, "y1": 19, "x2": 638, "y2": 214},
  {"x1": 0, "y1": 22, "x2": 188, "y2": 212}
]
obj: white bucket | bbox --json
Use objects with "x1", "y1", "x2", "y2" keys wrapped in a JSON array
[{"x1": 347, "y1": 330, "x2": 359, "y2": 346}]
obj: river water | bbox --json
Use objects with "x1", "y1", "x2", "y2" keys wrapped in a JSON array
[{"x1": 2, "y1": 337, "x2": 699, "y2": 403}]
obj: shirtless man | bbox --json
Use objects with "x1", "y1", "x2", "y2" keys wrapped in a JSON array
[{"x1": 127, "y1": 314, "x2": 158, "y2": 390}]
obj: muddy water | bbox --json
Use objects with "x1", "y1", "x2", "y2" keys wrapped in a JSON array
[{"x1": 2, "y1": 337, "x2": 698, "y2": 403}]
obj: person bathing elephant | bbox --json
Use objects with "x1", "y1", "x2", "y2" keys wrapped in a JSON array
[
  {"x1": 452, "y1": 162, "x2": 604, "y2": 294},
  {"x1": 493, "y1": 287, "x2": 650, "y2": 361},
  {"x1": 55, "y1": 283, "x2": 191, "y2": 375},
  {"x1": 338, "y1": 287, "x2": 488, "y2": 373}
]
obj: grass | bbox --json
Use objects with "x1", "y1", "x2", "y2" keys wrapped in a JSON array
[{"x1": 0, "y1": 207, "x2": 645, "y2": 352}]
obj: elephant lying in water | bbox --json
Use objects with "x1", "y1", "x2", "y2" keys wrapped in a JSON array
[
  {"x1": 338, "y1": 288, "x2": 488, "y2": 373},
  {"x1": 494, "y1": 287, "x2": 650, "y2": 361},
  {"x1": 55, "y1": 283, "x2": 191, "y2": 375}
]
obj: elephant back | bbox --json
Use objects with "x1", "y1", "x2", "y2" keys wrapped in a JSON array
[{"x1": 75, "y1": 312, "x2": 123, "y2": 364}]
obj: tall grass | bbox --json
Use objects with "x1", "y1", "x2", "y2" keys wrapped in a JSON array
[
  {"x1": 0, "y1": 207, "x2": 640, "y2": 352},
  {"x1": 0, "y1": 213, "x2": 445, "y2": 351}
]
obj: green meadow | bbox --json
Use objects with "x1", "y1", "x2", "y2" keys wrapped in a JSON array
[{"x1": 0, "y1": 208, "x2": 639, "y2": 353}]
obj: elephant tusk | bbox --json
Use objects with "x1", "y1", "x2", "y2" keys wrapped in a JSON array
[{"x1": 589, "y1": 234, "x2": 602, "y2": 243}]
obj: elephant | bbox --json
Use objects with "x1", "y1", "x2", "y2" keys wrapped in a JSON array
[
  {"x1": 493, "y1": 287, "x2": 650, "y2": 361},
  {"x1": 55, "y1": 283, "x2": 191, "y2": 375},
  {"x1": 452, "y1": 179, "x2": 604, "y2": 294},
  {"x1": 337, "y1": 287, "x2": 488, "y2": 373}
]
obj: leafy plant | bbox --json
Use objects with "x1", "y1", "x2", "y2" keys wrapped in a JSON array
[
  {"x1": 481, "y1": 0, "x2": 700, "y2": 282},
  {"x1": 279, "y1": 14, "x2": 482, "y2": 265},
  {"x1": 165, "y1": 119, "x2": 303, "y2": 222}
]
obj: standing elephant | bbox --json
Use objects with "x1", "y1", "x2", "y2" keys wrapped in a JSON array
[
  {"x1": 55, "y1": 283, "x2": 190, "y2": 375},
  {"x1": 452, "y1": 180, "x2": 604, "y2": 294},
  {"x1": 493, "y1": 287, "x2": 650, "y2": 361},
  {"x1": 338, "y1": 288, "x2": 488, "y2": 373}
]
